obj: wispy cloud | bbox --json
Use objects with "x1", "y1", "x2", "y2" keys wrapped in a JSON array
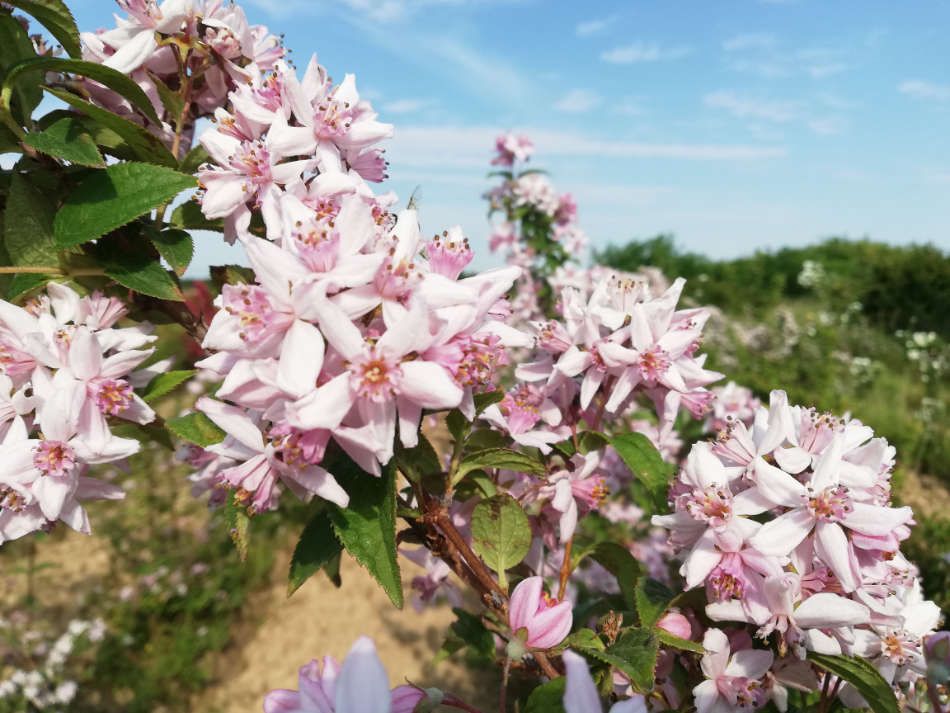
[
  {"x1": 387, "y1": 126, "x2": 787, "y2": 169},
  {"x1": 576, "y1": 16, "x2": 614, "y2": 37},
  {"x1": 554, "y1": 89, "x2": 602, "y2": 113},
  {"x1": 898, "y1": 79, "x2": 950, "y2": 101},
  {"x1": 723, "y1": 33, "x2": 776, "y2": 52},
  {"x1": 601, "y1": 42, "x2": 691, "y2": 65},
  {"x1": 614, "y1": 98, "x2": 646, "y2": 117},
  {"x1": 382, "y1": 98, "x2": 436, "y2": 114},
  {"x1": 807, "y1": 116, "x2": 848, "y2": 135},
  {"x1": 704, "y1": 91, "x2": 798, "y2": 122}
]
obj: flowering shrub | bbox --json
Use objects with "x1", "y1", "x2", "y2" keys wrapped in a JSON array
[{"x1": 0, "y1": 2, "x2": 945, "y2": 712}]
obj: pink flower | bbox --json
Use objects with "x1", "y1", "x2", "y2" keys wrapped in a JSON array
[
  {"x1": 657, "y1": 611, "x2": 693, "y2": 640},
  {"x1": 491, "y1": 133, "x2": 534, "y2": 166},
  {"x1": 507, "y1": 576, "x2": 572, "y2": 649},
  {"x1": 693, "y1": 628, "x2": 773, "y2": 713}
]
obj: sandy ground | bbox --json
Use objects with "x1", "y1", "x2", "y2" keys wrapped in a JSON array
[{"x1": 195, "y1": 548, "x2": 497, "y2": 713}]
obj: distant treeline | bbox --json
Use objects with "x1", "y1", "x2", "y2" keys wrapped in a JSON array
[{"x1": 598, "y1": 236, "x2": 949, "y2": 336}]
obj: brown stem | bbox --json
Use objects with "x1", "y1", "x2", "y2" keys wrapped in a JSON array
[
  {"x1": 558, "y1": 537, "x2": 573, "y2": 600},
  {"x1": 533, "y1": 651, "x2": 560, "y2": 680},
  {"x1": 499, "y1": 656, "x2": 510, "y2": 713},
  {"x1": 0, "y1": 266, "x2": 62, "y2": 275}
]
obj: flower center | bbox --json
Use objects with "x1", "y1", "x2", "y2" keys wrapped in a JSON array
[
  {"x1": 807, "y1": 485, "x2": 852, "y2": 522},
  {"x1": 881, "y1": 631, "x2": 920, "y2": 665},
  {"x1": 350, "y1": 349, "x2": 401, "y2": 402},
  {"x1": 638, "y1": 346, "x2": 671, "y2": 381},
  {"x1": 222, "y1": 285, "x2": 280, "y2": 343},
  {"x1": 500, "y1": 386, "x2": 542, "y2": 435},
  {"x1": 684, "y1": 486, "x2": 733, "y2": 526},
  {"x1": 34, "y1": 440, "x2": 76, "y2": 477},
  {"x1": 92, "y1": 378, "x2": 133, "y2": 416}
]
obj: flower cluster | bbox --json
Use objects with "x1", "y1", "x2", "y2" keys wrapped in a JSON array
[
  {"x1": 706, "y1": 381, "x2": 761, "y2": 434},
  {"x1": 82, "y1": 0, "x2": 285, "y2": 154},
  {"x1": 186, "y1": 52, "x2": 523, "y2": 514},
  {"x1": 0, "y1": 284, "x2": 163, "y2": 542},
  {"x1": 654, "y1": 390, "x2": 942, "y2": 704}
]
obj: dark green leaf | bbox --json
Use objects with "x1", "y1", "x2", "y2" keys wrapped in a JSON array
[
  {"x1": 6, "y1": 271, "x2": 52, "y2": 301},
  {"x1": 473, "y1": 390, "x2": 504, "y2": 413},
  {"x1": 394, "y1": 435, "x2": 441, "y2": 483},
  {"x1": 23, "y1": 116, "x2": 104, "y2": 166},
  {"x1": 4, "y1": 0, "x2": 81, "y2": 58},
  {"x1": 4, "y1": 171, "x2": 57, "y2": 267},
  {"x1": 178, "y1": 144, "x2": 209, "y2": 175},
  {"x1": 288, "y1": 510, "x2": 343, "y2": 596},
  {"x1": 579, "y1": 628, "x2": 658, "y2": 693},
  {"x1": 523, "y1": 677, "x2": 566, "y2": 713},
  {"x1": 46, "y1": 88, "x2": 177, "y2": 166},
  {"x1": 561, "y1": 628, "x2": 605, "y2": 652},
  {"x1": 54, "y1": 162, "x2": 194, "y2": 248},
  {"x1": 470, "y1": 494, "x2": 531, "y2": 584},
  {"x1": 150, "y1": 228, "x2": 193, "y2": 276},
  {"x1": 610, "y1": 432, "x2": 675, "y2": 512},
  {"x1": 148, "y1": 71, "x2": 184, "y2": 123},
  {"x1": 456, "y1": 447, "x2": 545, "y2": 480},
  {"x1": 97, "y1": 249, "x2": 183, "y2": 301},
  {"x1": 171, "y1": 200, "x2": 222, "y2": 231},
  {"x1": 166, "y1": 412, "x2": 226, "y2": 448},
  {"x1": 5, "y1": 57, "x2": 160, "y2": 124},
  {"x1": 141, "y1": 369, "x2": 195, "y2": 403},
  {"x1": 807, "y1": 653, "x2": 900, "y2": 713},
  {"x1": 589, "y1": 542, "x2": 643, "y2": 610},
  {"x1": 656, "y1": 629, "x2": 703, "y2": 653},
  {"x1": 435, "y1": 608, "x2": 496, "y2": 664},
  {"x1": 635, "y1": 578, "x2": 675, "y2": 629},
  {"x1": 328, "y1": 458, "x2": 403, "y2": 608},
  {"x1": 0, "y1": 14, "x2": 40, "y2": 125}
]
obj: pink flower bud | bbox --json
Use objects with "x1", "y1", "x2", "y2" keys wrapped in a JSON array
[
  {"x1": 391, "y1": 685, "x2": 426, "y2": 713},
  {"x1": 657, "y1": 611, "x2": 692, "y2": 640},
  {"x1": 508, "y1": 576, "x2": 573, "y2": 650}
]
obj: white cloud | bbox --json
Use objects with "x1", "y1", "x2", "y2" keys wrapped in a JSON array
[
  {"x1": 383, "y1": 98, "x2": 435, "y2": 114},
  {"x1": 600, "y1": 43, "x2": 691, "y2": 64},
  {"x1": 386, "y1": 126, "x2": 787, "y2": 169},
  {"x1": 576, "y1": 16, "x2": 614, "y2": 37},
  {"x1": 808, "y1": 116, "x2": 847, "y2": 135},
  {"x1": 807, "y1": 62, "x2": 847, "y2": 78},
  {"x1": 723, "y1": 33, "x2": 776, "y2": 52},
  {"x1": 554, "y1": 89, "x2": 602, "y2": 113},
  {"x1": 704, "y1": 91, "x2": 798, "y2": 122},
  {"x1": 614, "y1": 98, "x2": 646, "y2": 117},
  {"x1": 898, "y1": 79, "x2": 950, "y2": 101}
]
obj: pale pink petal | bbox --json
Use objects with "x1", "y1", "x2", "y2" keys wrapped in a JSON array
[
  {"x1": 398, "y1": 361, "x2": 463, "y2": 410},
  {"x1": 334, "y1": 637, "x2": 391, "y2": 713},
  {"x1": 749, "y1": 508, "x2": 814, "y2": 556},
  {"x1": 287, "y1": 374, "x2": 353, "y2": 431},
  {"x1": 794, "y1": 592, "x2": 869, "y2": 629}
]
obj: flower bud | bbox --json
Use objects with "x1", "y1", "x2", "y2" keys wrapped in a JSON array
[{"x1": 657, "y1": 611, "x2": 692, "y2": 640}]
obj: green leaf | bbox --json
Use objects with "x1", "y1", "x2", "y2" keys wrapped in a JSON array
[
  {"x1": 171, "y1": 200, "x2": 222, "y2": 231},
  {"x1": 579, "y1": 628, "x2": 658, "y2": 693},
  {"x1": 3, "y1": 171, "x2": 57, "y2": 267},
  {"x1": 288, "y1": 510, "x2": 343, "y2": 596},
  {"x1": 0, "y1": 14, "x2": 40, "y2": 125},
  {"x1": 470, "y1": 494, "x2": 532, "y2": 586},
  {"x1": 46, "y1": 88, "x2": 177, "y2": 166},
  {"x1": 473, "y1": 390, "x2": 504, "y2": 413},
  {"x1": 394, "y1": 435, "x2": 442, "y2": 484},
  {"x1": 523, "y1": 677, "x2": 566, "y2": 713},
  {"x1": 807, "y1": 653, "x2": 900, "y2": 713},
  {"x1": 561, "y1": 628, "x2": 605, "y2": 652},
  {"x1": 166, "y1": 412, "x2": 226, "y2": 448},
  {"x1": 635, "y1": 577, "x2": 675, "y2": 629},
  {"x1": 4, "y1": 57, "x2": 160, "y2": 124},
  {"x1": 95, "y1": 247, "x2": 183, "y2": 301},
  {"x1": 328, "y1": 458, "x2": 403, "y2": 608},
  {"x1": 209, "y1": 264, "x2": 255, "y2": 288},
  {"x1": 141, "y1": 370, "x2": 195, "y2": 403},
  {"x1": 6, "y1": 272, "x2": 52, "y2": 301},
  {"x1": 150, "y1": 228, "x2": 193, "y2": 276},
  {"x1": 456, "y1": 447, "x2": 545, "y2": 481},
  {"x1": 588, "y1": 542, "x2": 643, "y2": 610},
  {"x1": 435, "y1": 608, "x2": 496, "y2": 664},
  {"x1": 4, "y1": 0, "x2": 81, "y2": 58},
  {"x1": 23, "y1": 117, "x2": 104, "y2": 167},
  {"x1": 656, "y1": 629, "x2": 703, "y2": 654},
  {"x1": 54, "y1": 162, "x2": 195, "y2": 248},
  {"x1": 610, "y1": 432, "x2": 676, "y2": 512},
  {"x1": 178, "y1": 144, "x2": 209, "y2": 175},
  {"x1": 223, "y1": 495, "x2": 250, "y2": 562},
  {"x1": 148, "y1": 70, "x2": 184, "y2": 123}
]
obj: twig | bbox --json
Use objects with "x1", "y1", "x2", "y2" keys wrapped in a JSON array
[
  {"x1": 557, "y1": 537, "x2": 573, "y2": 600},
  {"x1": 499, "y1": 656, "x2": 511, "y2": 713}
]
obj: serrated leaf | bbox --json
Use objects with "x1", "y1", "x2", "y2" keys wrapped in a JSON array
[
  {"x1": 328, "y1": 457, "x2": 403, "y2": 608},
  {"x1": 150, "y1": 228, "x2": 193, "y2": 276},
  {"x1": 54, "y1": 162, "x2": 195, "y2": 248},
  {"x1": 656, "y1": 629, "x2": 703, "y2": 653},
  {"x1": 4, "y1": 0, "x2": 81, "y2": 58},
  {"x1": 166, "y1": 412, "x2": 226, "y2": 448},
  {"x1": 561, "y1": 628, "x2": 605, "y2": 652},
  {"x1": 435, "y1": 608, "x2": 496, "y2": 665},
  {"x1": 46, "y1": 88, "x2": 177, "y2": 166},
  {"x1": 4, "y1": 172, "x2": 58, "y2": 267},
  {"x1": 141, "y1": 369, "x2": 195, "y2": 403},
  {"x1": 288, "y1": 510, "x2": 343, "y2": 596},
  {"x1": 456, "y1": 447, "x2": 545, "y2": 481},
  {"x1": 610, "y1": 432, "x2": 676, "y2": 512},
  {"x1": 579, "y1": 628, "x2": 658, "y2": 693},
  {"x1": 807, "y1": 653, "x2": 900, "y2": 713},
  {"x1": 23, "y1": 117, "x2": 104, "y2": 166},
  {"x1": 523, "y1": 676, "x2": 566, "y2": 713},
  {"x1": 97, "y1": 248, "x2": 183, "y2": 301},
  {"x1": 635, "y1": 577, "x2": 675, "y2": 629},
  {"x1": 171, "y1": 200, "x2": 222, "y2": 231},
  {"x1": 5, "y1": 57, "x2": 160, "y2": 124},
  {"x1": 470, "y1": 494, "x2": 531, "y2": 586},
  {"x1": 588, "y1": 542, "x2": 643, "y2": 610}
]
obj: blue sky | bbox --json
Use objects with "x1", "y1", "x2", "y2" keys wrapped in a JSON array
[{"x1": 70, "y1": 0, "x2": 950, "y2": 272}]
